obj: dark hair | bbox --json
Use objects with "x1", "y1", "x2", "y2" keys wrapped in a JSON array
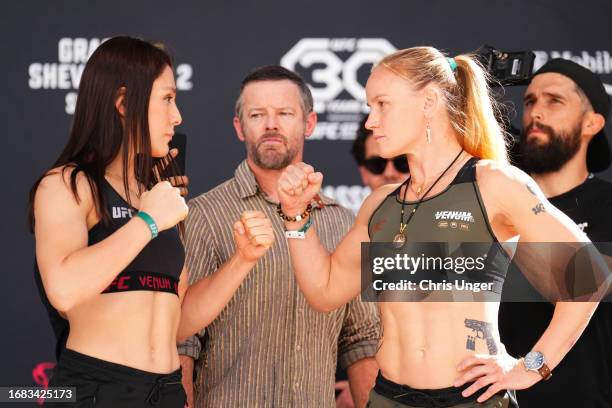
[
  {"x1": 28, "y1": 36, "x2": 177, "y2": 232},
  {"x1": 351, "y1": 116, "x2": 372, "y2": 164},
  {"x1": 235, "y1": 65, "x2": 313, "y2": 120}
]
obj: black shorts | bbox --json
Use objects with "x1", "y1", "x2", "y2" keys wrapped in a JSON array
[
  {"x1": 47, "y1": 348, "x2": 186, "y2": 407},
  {"x1": 367, "y1": 371, "x2": 518, "y2": 408}
]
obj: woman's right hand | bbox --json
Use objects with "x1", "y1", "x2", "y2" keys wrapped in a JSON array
[
  {"x1": 277, "y1": 162, "x2": 323, "y2": 217},
  {"x1": 139, "y1": 181, "x2": 188, "y2": 231}
]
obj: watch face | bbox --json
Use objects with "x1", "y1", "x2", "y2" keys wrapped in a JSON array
[{"x1": 524, "y1": 351, "x2": 544, "y2": 370}]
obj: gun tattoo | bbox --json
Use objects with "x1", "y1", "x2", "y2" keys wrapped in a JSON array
[
  {"x1": 532, "y1": 203, "x2": 546, "y2": 215},
  {"x1": 464, "y1": 318, "x2": 498, "y2": 355}
]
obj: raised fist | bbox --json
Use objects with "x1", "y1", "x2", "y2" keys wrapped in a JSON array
[
  {"x1": 277, "y1": 162, "x2": 323, "y2": 217},
  {"x1": 139, "y1": 181, "x2": 188, "y2": 231},
  {"x1": 233, "y1": 211, "x2": 275, "y2": 263}
]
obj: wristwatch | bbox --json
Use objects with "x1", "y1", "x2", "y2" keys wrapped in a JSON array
[{"x1": 523, "y1": 351, "x2": 552, "y2": 380}]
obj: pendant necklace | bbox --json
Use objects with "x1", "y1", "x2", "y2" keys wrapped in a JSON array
[{"x1": 393, "y1": 149, "x2": 464, "y2": 249}]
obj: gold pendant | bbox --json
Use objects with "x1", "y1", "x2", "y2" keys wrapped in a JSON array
[{"x1": 393, "y1": 233, "x2": 406, "y2": 249}]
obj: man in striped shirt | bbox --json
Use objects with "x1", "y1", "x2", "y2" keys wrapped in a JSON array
[{"x1": 178, "y1": 65, "x2": 380, "y2": 408}]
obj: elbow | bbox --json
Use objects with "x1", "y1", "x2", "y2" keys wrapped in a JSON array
[
  {"x1": 306, "y1": 298, "x2": 339, "y2": 313},
  {"x1": 176, "y1": 330, "x2": 189, "y2": 344},
  {"x1": 45, "y1": 281, "x2": 78, "y2": 314}
]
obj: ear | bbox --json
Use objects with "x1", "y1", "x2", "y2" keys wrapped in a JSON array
[
  {"x1": 304, "y1": 111, "x2": 318, "y2": 139},
  {"x1": 582, "y1": 112, "x2": 606, "y2": 139},
  {"x1": 358, "y1": 165, "x2": 372, "y2": 187},
  {"x1": 422, "y1": 86, "x2": 439, "y2": 120},
  {"x1": 233, "y1": 116, "x2": 246, "y2": 142},
  {"x1": 115, "y1": 87, "x2": 126, "y2": 117}
]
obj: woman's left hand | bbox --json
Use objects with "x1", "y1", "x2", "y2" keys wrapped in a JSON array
[{"x1": 454, "y1": 353, "x2": 541, "y2": 402}]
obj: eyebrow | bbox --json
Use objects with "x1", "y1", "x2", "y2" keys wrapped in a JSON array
[
  {"x1": 523, "y1": 91, "x2": 566, "y2": 102},
  {"x1": 160, "y1": 86, "x2": 177, "y2": 92},
  {"x1": 366, "y1": 94, "x2": 389, "y2": 104}
]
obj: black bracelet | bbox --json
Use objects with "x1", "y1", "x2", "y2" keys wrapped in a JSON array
[{"x1": 276, "y1": 203, "x2": 312, "y2": 222}]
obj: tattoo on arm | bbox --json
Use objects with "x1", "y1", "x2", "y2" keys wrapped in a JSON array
[
  {"x1": 464, "y1": 318, "x2": 498, "y2": 355},
  {"x1": 532, "y1": 202, "x2": 546, "y2": 215}
]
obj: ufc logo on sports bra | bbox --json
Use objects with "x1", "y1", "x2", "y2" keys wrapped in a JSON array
[
  {"x1": 112, "y1": 206, "x2": 134, "y2": 219},
  {"x1": 435, "y1": 210, "x2": 474, "y2": 231}
]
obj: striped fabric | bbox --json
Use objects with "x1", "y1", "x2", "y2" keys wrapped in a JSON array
[{"x1": 177, "y1": 160, "x2": 380, "y2": 408}]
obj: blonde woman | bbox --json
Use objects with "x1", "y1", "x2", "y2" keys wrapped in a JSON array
[{"x1": 276, "y1": 47, "x2": 598, "y2": 407}]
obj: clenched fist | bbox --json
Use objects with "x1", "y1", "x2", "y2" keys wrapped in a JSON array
[
  {"x1": 277, "y1": 162, "x2": 323, "y2": 216},
  {"x1": 139, "y1": 181, "x2": 188, "y2": 231},
  {"x1": 233, "y1": 211, "x2": 275, "y2": 263}
]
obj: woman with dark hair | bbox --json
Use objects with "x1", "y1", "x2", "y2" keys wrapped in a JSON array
[
  {"x1": 276, "y1": 46, "x2": 601, "y2": 407},
  {"x1": 30, "y1": 36, "x2": 274, "y2": 407}
]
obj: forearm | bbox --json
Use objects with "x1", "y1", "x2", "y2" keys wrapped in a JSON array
[
  {"x1": 284, "y1": 220, "x2": 338, "y2": 311},
  {"x1": 42, "y1": 217, "x2": 152, "y2": 312},
  {"x1": 347, "y1": 357, "x2": 378, "y2": 408},
  {"x1": 177, "y1": 253, "x2": 256, "y2": 341},
  {"x1": 531, "y1": 301, "x2": 598, "y2": 368}
]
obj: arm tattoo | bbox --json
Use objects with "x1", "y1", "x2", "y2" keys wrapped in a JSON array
[
  {"x1": 532, "y1": 202, "x2": 546, "y2": 215},
  {"x1": 464, "y1": 318, "x2": 498, "y2": 355}
]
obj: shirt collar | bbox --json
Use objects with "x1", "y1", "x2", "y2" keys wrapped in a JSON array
[{"x1": 234, "y1": 160, "x2": 338, "y2": 207}]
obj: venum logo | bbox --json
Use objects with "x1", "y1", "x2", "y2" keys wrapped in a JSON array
[
  {"x1": 533, "y1": 50, "x2": 612, "y2": 95},
  {"x1": 435, "y1": 210, "x2": 474, "y2": 231},
  {"x1": 28, "y1": 38, "x2": 194, "y2": 115},
  {"x1": 281, "y1": 38, "x2": 396, "y2": 140}
]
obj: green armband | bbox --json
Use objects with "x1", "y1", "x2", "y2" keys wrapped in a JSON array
[{"x1": 136, "y1": 211, "x2": 159, "y2": 239}]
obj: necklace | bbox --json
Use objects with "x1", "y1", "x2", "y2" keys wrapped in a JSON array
[{"x1": 393, "y1": 149, "x2": 464, "y2": 249}]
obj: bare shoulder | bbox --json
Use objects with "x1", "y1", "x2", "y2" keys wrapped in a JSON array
[
  {"x1": 475, "y1": 159, "x2": 540, "y2": 198},
  {"x1": 355, "y1": 183, "x2": 400, "y2": 226},
  {"x1": 35, "y1": 165, "x2": 95, "y2": 215}
]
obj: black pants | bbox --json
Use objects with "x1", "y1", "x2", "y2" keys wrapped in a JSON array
[
  {"x1": 367, "y1": 371, "x2": 518, "y2": 408},
  {"x1": 47, "y1": 348, "x2": 186, "y2": 407}
]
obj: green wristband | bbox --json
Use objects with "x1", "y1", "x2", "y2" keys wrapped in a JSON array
[{"x1": 136, "y1": 211, "x2": 159, "y2": 239}]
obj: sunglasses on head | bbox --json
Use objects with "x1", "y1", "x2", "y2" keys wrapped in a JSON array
[{"x1": 362, "y1": 155, "x2": 409, "y2": 174}]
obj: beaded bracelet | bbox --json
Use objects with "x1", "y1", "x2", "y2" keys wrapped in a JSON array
[{"x1": 276, "y1": 203, "x2": 312, "y2": 222}]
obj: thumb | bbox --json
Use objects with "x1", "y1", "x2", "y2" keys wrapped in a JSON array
[{"x1": 232, "y1": 220, "x2": 249, "y2": 248}]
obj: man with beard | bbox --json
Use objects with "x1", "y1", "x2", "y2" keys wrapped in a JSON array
[
  {"x1": 499, "y1": 58, "x2": 612, "y2": 407},
  {"x1": 177, "y1": 65, "x2": 380, "y2": 408}
]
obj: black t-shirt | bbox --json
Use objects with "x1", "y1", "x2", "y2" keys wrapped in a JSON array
[{"x1": 499, "y1": 175, "x2": 612, "y2": 407}]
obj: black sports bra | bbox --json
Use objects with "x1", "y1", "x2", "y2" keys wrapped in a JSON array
[{"x1": 88, "y1": 179, "x2": 185, "y2": 296}]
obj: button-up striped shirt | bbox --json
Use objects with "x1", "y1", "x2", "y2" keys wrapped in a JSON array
[{"x1": 178, "y1": 160, "x2": 379, "y2": 408}]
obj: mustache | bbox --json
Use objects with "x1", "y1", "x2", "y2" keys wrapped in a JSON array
[
  {"x1": 523, "y1": 121, "x2": 555, "y2": 139},
  {"x1": 257, "y1": 132, "x2": 288, "y2": 147}
]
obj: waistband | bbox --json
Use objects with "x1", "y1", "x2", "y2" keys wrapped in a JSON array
[
  {"x1": 58, "y1": 348, "x2": 182, "y2": 385},
  {"x1": 102, "y1": 270, "x2": 179, "y2": 295},
  {"x1": 374, "y1": 371, "x2": 496, "y2": 408}
]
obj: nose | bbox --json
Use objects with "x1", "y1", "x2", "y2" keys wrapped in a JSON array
[
  {"x1": 527, "y1": 101, "x2": 543, "y2": 123},
  {"x1": 365, "y1": 112, "x2": 378, "y2": 131},
  {"x1": 383, "y1": 160, "x2": 400, "y2": 179},
  {"x1": 172, "y1": 103, "x2": 182, "y2": 127},
  {"x1": 265, "y1": 112, "x2": 279, "y2": 130}
]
